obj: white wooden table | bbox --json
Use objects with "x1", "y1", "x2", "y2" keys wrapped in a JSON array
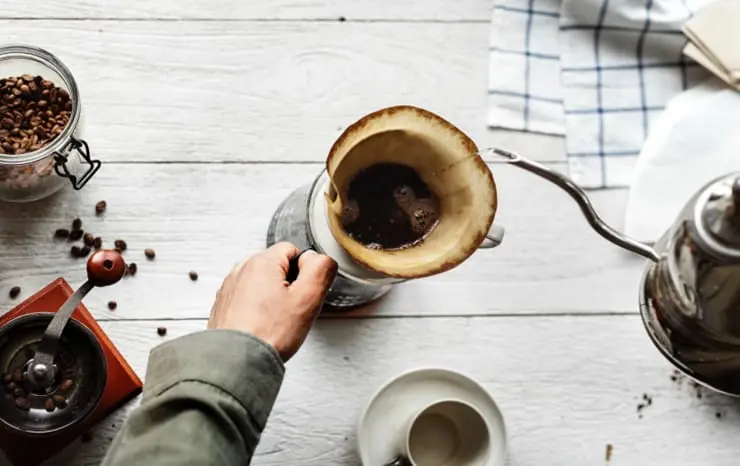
[{"x1": 1, "y1": 1, "x2": 738, "y2": 465}]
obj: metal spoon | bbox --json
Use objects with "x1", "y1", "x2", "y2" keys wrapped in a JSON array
[{"x1": 25, "y1": 250, "x2": 127, "y2": 389}]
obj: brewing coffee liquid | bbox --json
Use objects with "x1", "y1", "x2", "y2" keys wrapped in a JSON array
[{"x1": 340, "y1": 163, "x2": 440, "y2": 250}]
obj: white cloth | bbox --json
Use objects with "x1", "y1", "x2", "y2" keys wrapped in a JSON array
[
  {"x1": 488, "y1": 0, "x2": 714, "y2": 188},
  {"x1": 624, "y1": 76, "x2": 740, "y2": 243},
  {"x1": 682, "y1": 0, "x2": 740, "y2": 90}
]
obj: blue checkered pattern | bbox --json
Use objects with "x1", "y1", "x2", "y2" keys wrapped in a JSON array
[{"x1": 488, "y1": 0, "x2": 715, "y2": 188}]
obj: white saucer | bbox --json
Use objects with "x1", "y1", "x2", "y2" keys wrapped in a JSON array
[{"x1": 357, "y1": 368, "x2": 508, "y2": 466}]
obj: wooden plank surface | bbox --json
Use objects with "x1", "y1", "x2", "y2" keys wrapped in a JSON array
[
  {"x1": 15, "y1": 317, "x2": 740, "y2": 466},
  {"x1": 2, "y1": 1, "x2": 722, "y2": 465},
  {"x1": 0, "y1": 20, "x2": 564, "y2": 164},
  {"x1": 0, "y1": 0, "x2": 493, "y2": 21},
  {"x1": 0, "y1": 163, "x2": 641, "y2": 320}
]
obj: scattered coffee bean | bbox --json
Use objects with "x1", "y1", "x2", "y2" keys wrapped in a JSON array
[
  {"x1": 12, "y1": 368, "x2": 22, "y2": 383},
  {"x1": 69, "y1": 229, "x2": 84, "y2": 241},
  {"x1": 54, "y1": 228, "x2": 70, "y2": 239},
  {"x1": 114, "y1": 239, "x2": 127, "y2": 252},
  {"x1": 83, "y1": 233, "x2": 95, "y2": 247},
  {"x1": 690, "y1": 380, "x2": 703, "y2": 399},
  {"x1": 9, "y1": 286, "x2": 21, "y2": 299},
  {"x1": 157, "y1": 327, "x2": 167, "y2": 336},
  {"x1": 80, "y1": 245, "x2": 91, "y2": 257},
  {"x1": 145, "y1": 248, "x2": 156, "y2": 260},
  {"x1": 108, "y1": 301, "x2": 117, "y2": 311},
  {"x1": 70, "y1": 246, "x2": 83, "y2": 258},
  {"x1": 5, "y1": 382, "x2": 16, "y2": 393},
  {"x1": 2, "y1": 373, "x2": 10, "y2": 384},
  {"x1": 14, "y1": 397, "x2": 30, "y2": 411},
  {"x1": 127, "y1": 262, "x2": 138, "y2": 276},
  {"x1": 12, "y1": 387, "x2": 24, "y2": 398},
  {"x1": 52, "y1": 394, "x2": 67, "y2": 408},
  {"x1": 45, "y1": 398, "x2": 55, "y2": 412},
  {"x1": 93, "y1": 236, "x2": 103, "y2": 250},
  {"x1": 59, "y1": 378, "x2": 74, "y2": 391},
  {"x1": 636, "y1": 394, "x2": 654, "y2": 418},
  {"x1": 189, "y1": 271, "x2": 198, "y2": 281},
  {"x1": 72, "y1": 218, "x2": 82, "y2": 230},
  {"x1": 95, "y1": 200, "x2": 107, "y2": 215}
]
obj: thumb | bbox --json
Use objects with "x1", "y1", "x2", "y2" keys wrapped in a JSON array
[{"x1": 291, "y1": 250, "x2": 338, "y2": 305}]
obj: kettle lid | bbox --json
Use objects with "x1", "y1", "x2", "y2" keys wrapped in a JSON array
[{"x1": 695, "y1": 175, "x2": 740, "y2": 256}]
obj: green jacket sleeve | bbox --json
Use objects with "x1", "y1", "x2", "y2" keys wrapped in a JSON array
[{"x1": 101, "y1": 329, "x2": 285, "y2": 466}]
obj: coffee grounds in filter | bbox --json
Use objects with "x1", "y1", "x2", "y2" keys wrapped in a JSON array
[{"x1": 340, "y1": 163, "x2": 440, "y2": 250}]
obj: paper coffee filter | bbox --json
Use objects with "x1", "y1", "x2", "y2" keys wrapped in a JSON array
[{"x1": 324, "y1": 106, "x2": 497, "y2": 279}]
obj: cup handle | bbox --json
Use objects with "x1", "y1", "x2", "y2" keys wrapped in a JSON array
[{"x1": 478, "y1": 223, "x2": 504, "y2": 249}]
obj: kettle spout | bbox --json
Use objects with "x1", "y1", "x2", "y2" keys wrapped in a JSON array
[{"x1": 484, "y1": 147, "x2": 660, "y2": 263}]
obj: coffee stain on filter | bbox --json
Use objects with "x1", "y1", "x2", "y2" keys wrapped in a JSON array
[{"x1": 323, "y1": 105, "x2": 497, "y2": 279}]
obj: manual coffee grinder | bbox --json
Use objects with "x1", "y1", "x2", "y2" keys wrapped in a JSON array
[
  {"x1": 267, "y1": 106, "x2": 505, "y2": 308},
  {"x1": 0, "y1": 250, "x2": 143, "y2": 466}
]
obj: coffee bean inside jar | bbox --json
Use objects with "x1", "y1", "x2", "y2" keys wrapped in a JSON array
[
  {"x1": 0, "y1": 45, "x2": 100, "y2": 203},
  {"x1": 0, "y1": 75, "x2": 72, "y2": 156}
]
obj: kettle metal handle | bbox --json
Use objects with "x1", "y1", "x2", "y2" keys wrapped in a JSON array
[{"x1": 483, "y1": 147, "x2": 660, "y2": 263}]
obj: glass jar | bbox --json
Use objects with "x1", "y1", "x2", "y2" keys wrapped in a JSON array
[{"x1": 0, "y1": 45, "x2": 100, "y2": 203}]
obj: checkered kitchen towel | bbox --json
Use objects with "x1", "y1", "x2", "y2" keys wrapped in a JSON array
[{"x1": 488, "y1": 0, "x2": 715, "y2": 188}]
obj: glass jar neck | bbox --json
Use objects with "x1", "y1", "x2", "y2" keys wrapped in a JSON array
[{"x1": 0, "y1": 44, "x2": 82, "y2": 166}]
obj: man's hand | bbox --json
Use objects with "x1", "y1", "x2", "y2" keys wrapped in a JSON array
[{"x1": 208, "y1": 242, "x2": 338, "y2": 361}]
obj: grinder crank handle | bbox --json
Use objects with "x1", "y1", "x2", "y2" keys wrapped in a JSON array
[
  {"x1": 483, "y1": 147, "x2": 660, "y2": 263},
  {"x1": 28, "y1": 250, "x2": 127, "y2": 388}
]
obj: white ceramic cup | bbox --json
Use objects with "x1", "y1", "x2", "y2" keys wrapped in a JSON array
[{"x1": 403, "y1": 399, "x2": 490, "y2": 466}]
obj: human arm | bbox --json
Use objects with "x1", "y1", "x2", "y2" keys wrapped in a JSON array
[{"x1": 101, "y1": 244, "x2": 337, "y2": 466}]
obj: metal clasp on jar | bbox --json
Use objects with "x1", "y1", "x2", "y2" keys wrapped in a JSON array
[{"x1": 53, "y1": 137, "x2": 100, "y2": 190}]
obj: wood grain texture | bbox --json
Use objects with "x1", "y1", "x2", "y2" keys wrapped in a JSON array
[
  {"x1": 0, "y1": 163, "x2": 641, "y2": 320},
  {"x1": 0, "y1": 2, "x2": 691, "y2": 466},
  {"x1": 0, "y1": 20, "x2": 564, "y2": 164},
  {"x1": 0, "y1": 0, "x2": 492, "y2": 21},
  {"x1": 12, "y1": 317, "x2": 740, "y2": 466}
]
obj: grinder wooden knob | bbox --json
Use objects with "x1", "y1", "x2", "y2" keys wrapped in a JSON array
[{"x1": 87, "y1": 250, "x2": 126, "y2": 287}]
